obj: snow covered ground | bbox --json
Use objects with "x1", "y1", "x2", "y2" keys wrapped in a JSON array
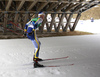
[
  {"x1": 76, "y1": 19, "x2": 100, "y2": 34},
  {"x1": 0, "y1": 20, "x2": 100, "y2": 77}
]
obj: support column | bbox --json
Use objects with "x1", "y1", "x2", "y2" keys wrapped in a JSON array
[
  {"x1": 46, "y1": 18, "x2": 49, "y2": 32},
  {"x1": 50, "y1": 13, "x2": 56, "y2": 32},
  {"x1": 23, "y1": 14, "x2": 29, "y2": 29},
  {"x1": 57, "y1": 13, "x2": 65, "y2": 32},
  {"x1": 3, "y1": 0, "x2": 12, "y2": 34},
  {"x1": 14, "y1": 13, "x2": 19, "y2": 30},
  {"x1": 63, "y1": 13, "x2": 73, "y2": 32},
  {"x1": 3, "y1": 14, "x2": 8, "y2": 34},
  {"x1": 71, "y1": 13, "x2": 81, "y2": 31},
  {"x1": 14, "y1": 0, "x2": 25, "y2": 30}
]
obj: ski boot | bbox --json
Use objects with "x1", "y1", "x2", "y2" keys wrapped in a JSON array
[
  {"x1": 34, "y1": 60, "x2": 44, "y2": 68},
  {"x1": 33, "y1": 57, "x2": 43, "y2": 61}
]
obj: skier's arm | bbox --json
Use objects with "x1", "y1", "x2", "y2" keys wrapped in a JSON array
[
  {"x1": 24, "y1": 24, "x2": 28, "y2": 36},
  {"x1": 24, "y1": 24, "x2": 28, "y2": 32},
  {"x1": 24, "y1": 20, "x2": 32, "y2": 32}
]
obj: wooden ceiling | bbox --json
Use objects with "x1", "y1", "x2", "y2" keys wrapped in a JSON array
[{"x1": 0, "y1": 0, "x2": 100, "y2": 14}]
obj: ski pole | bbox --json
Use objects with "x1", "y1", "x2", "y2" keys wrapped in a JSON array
[
  {"x1": 9, "y1": 21, "x2": 24, "y2": 31},
  {"x1": 4, "y1": 17, "x2": 24, "y2": 32},
  {"x1": 4, "y1": 27, "x2": 24, "y2": 37}
]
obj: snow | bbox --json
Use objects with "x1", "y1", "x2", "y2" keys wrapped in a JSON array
[
  {"x1": 0, "y1": 19, "x2": 100, "y2": 77},
  {"x1": 76, "y1": 19, "x2": 100, "y2": 34}
]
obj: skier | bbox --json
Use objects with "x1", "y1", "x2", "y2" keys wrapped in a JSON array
[
  {"x1": 91, "y1": 17, "x2": 94, "y2": 22},
  {"x1": 24, "y1": 12, "x2": 45, "y2": 68}
]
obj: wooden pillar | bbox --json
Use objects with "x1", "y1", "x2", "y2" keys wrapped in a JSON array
[
  {"x1": 63, "y1": 13, "x2": 73, "y2": 32},
  {"x1": 57, "y1": 13, "x2": 65, "y2": 32},
  {"x1": 14, "y1": 0, "x2": 25, "y2": 30},
  {"x1": 3, "y1": 14, "x2": 8, "y2": 34},
  {"x1": 3, "y1": 0, "x2": 12, "y2": 34},
  {"x1": 14, "y1": 13, "x2": 19, "y2": 30},
  {"x1": 54, "y1": 21, "x2": 57, "y2": 32},
  {"x1": 50, "y1": 13, "x2": 56, "y2": 32},
  {"x1": 23, "y1": 14, "x2": 29, "y2": 29},
  {"x1": 46, "y1": 18, "x2": 49, "y2": 32},
  {"x1": 71, "y1": 13, "x2": 81, "y2": 31}
]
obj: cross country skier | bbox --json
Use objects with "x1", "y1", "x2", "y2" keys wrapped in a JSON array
[{"x1": 24, "y1": 12, "x2": 45, "y2": 68}]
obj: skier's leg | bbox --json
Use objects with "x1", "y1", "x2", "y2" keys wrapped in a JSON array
[
  {"x1": 31, "y1": 40, "x2": 44, "y2": 68},
  {"x1": 32, "y1": 40, "x2": 39, "y2": 59},
  {"x1": 32, "y1": 40, "x2": 43, "y2": 61}
]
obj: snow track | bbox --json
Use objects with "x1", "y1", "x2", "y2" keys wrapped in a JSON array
[
  {"x1": 0, "y1": 34, "x2": 100, "y2": 77},
  {"x1": 0, "y1": 19, "x2": 100, "y2": 77}
]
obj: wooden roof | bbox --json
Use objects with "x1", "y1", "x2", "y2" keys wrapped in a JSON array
[{"x1": 0, "y1": 0, "x2": 100, "y2": 14}]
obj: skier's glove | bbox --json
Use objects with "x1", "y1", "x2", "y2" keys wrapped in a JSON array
[{"x1": 24, "y1": 32, "x2": 26, "y2": 36}]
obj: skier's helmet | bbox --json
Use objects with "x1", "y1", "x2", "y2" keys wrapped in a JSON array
[{"x1": 38, "y1": 12, "x2": 45, "y2": 19}]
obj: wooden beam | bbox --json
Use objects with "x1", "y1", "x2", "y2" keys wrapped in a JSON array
[
  {"x1": 57, "y1": 13, "x2": 65, "y2": 32},
  {"x1": 28, "y1": 0, "x2": 38, "y2": 11},
  {"x1": 74, "y1": 0, "x2": 97, "y2": 12},
  {"x1": 9, "y1": 0, "x2": 93, "y2": 3},
  {"x1": 0, "y1": 11, "x2": 76, "y2": 14},
  {"x1": 72, "y1": 0, "x2": 86, "y2": 12},
  {"x1": 17, "y1": 0, "x2": 25, "y2": 11},
  {"x1": 63, "y1": 13, "x2": 73, "y2": 32},
  {"x1": 64, "y1": 3, "x2": 80, "y2": 12},
  {"x1": 23, "y1": 14, "x2": 29, "y2": 29},
  {"x1": 6, "y1": 0, "x2": 12, "y2": 11},
  {"x1": 14, "y1": 0, "x2": 25, "y2": 30},
  {"x1": 46, "y1": 3, "x2": 58, "y2": 11},
  {"x1": 4, "y1": 1, "x2": 12, "y2": 34},
  {"x1": 14, "y1": 14, "x2": 19, "y2": 30},
  {"x1": 71, "y1": 13, "x2": 81, "y2": 31},
  {"x1": 45, "y1": 18, "x2": 49, "y2": 32},
  {"x1": 49, "y1": 13, "x2": 56, "y2": 32},
  {"x1": 1, "y1": 1, "x2": 5, "y2": 8},
  {"x1": 3, "y1": 14, "x2": 8, "y2": 34},
  {"x1": 37, "y1": 2, "x2": 49, "y2": 11},
  {"x1": 56, "y1": 3, "x2": 68, "y2": 11},
  {"x1": 4, "y1": 0, "x2": 12, "y2": 34}
]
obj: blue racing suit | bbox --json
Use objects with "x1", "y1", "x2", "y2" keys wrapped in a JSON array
[{"x1": 24, "y1": 17, "x2": 43, "y2": 59}]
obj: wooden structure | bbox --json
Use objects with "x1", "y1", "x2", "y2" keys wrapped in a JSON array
[{"x1": 0, "y1": 0, "x2": 100, "y2": 35}]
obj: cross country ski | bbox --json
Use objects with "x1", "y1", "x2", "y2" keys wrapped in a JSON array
[
  {"x1": 33, "y1": 63, "x2": 74, "y2": 68},
  {"x1": 42, "y1": 56, "x2": 69, "y2": 61},
  {"x1": 44, "y1": 63, "x2": 74, "y2": 67},
  {"x1": 33, "y1": 56, "x2": 69, "y2": 62},
  {"x1": 33, "y1": 56, "x2": 72, "y2": 68}
]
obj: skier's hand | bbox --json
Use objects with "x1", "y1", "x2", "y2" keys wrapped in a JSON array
[
  {"x1": 23, "y1": 32, "x2": 26, "y2": 37},
  {"x1": 24, "y1": 33, "x2": 26, "y2": 36}
]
